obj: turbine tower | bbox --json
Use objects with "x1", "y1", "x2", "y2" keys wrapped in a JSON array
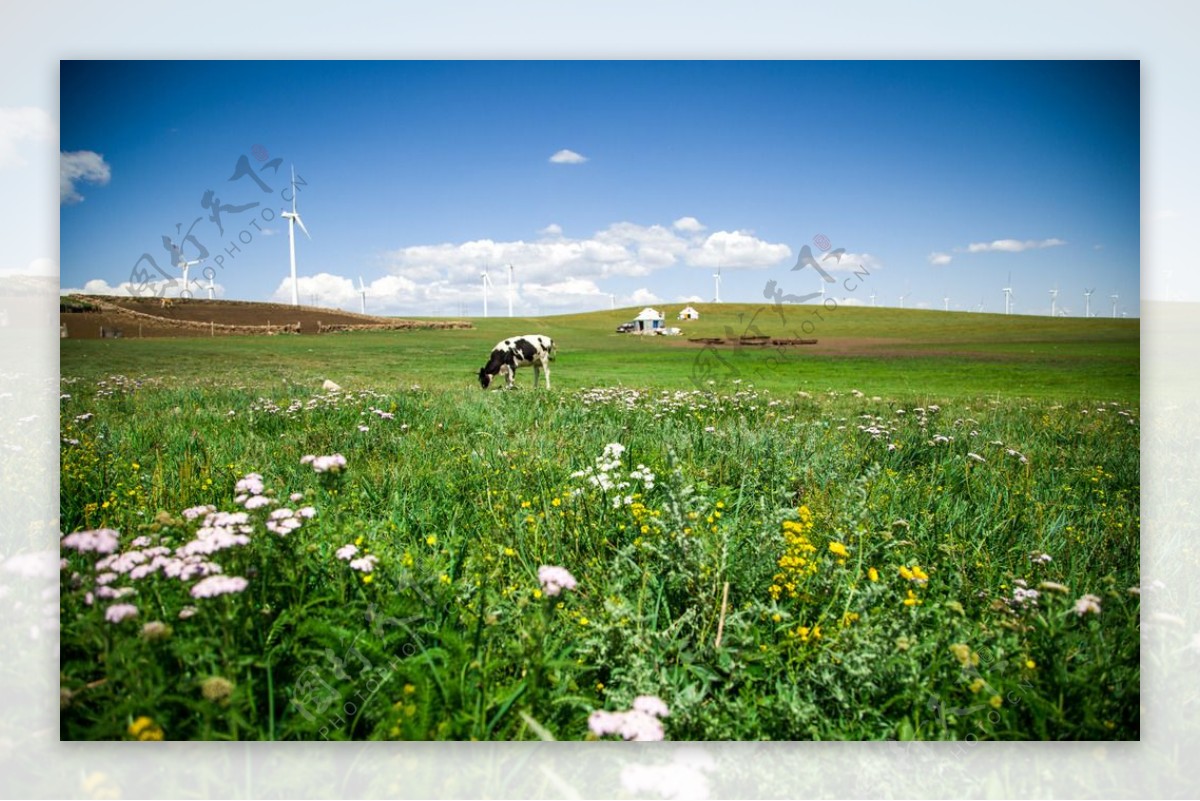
[
  {"x1": 1084, "y1": 288, "x2": 1095, "y2": 318},
  {"x1": 481, "y1": 266, "x2": 493, "y2": 318},
  {"x1": 280, "y1": 165, "x2": 310, "y2": 307},
  {"x1": 610, "y1": 293, "x2": 616, "y2": 311},
  {"x1": 357, "y1": 276, "x2": 368, "y2": 314},
  {"x1": 898, "y1": 291, "x2": 908, "y2": 309},
  {"x1": 713, "y1": 265, "x2": 722, "y2": 303},
  {"x1": 1049, "y1": 285, "x2": 1058, "y2": 317},
  {"x1": 1002, "y1": 273, "x2": 1014, "y2": 316},
  {"x1": 204, "y1": 270, "x2": 216, "y2": 300},
  {"x1": 177, "y1": 257, "x2": 203, "y2": 298},
  {"x1": 1110, "y1": 292, "x2": 1119, "y2": 318},
  {"x1": 869, "y1": 291, "x2": 876, "y2": 307},
  {"x1": 506, "y1": 263, "x2": 515, "y2": 318},
  {"x1": 943, "y1": 293, "x2": 950, "y2": 312}
]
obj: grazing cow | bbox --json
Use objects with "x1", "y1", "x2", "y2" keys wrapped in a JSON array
[{"x1": 479, "y1": 334, "x2": 555, "y2": 390}]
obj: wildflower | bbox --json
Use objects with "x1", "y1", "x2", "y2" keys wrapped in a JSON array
[
  {"x1": 538, "y1": 565, "x2": 578, "y2": 597},
  {"x1": 1073, "y1": 593, "x2": 1102, "y2": 616},
  {"x1": 1031, "y1": 552, "x2": 1053, "y2": 565},
  {"x1": 301, "y1": 453, "x2": 347, "y2": 473},
  {"x1": 128, "y1": 716, "x2": 164, "y2": 741},
  {"x1": 903, "y1": 589, "x2": 922, "y2": 607},
  {"x1": 243, "y1": 495, "x2": 275, "y2": 510},
  {"x1": 867, "y1": 567, "x2": 879, "y2": 582},
  {"x1": 201, "y1": 676, "x2": 235, "y2": 704},
  {"x1": 989, "y1": 695, "x2": 1003, "y2": 709},
  {"x1": 899, "y1": 564, "x2": 928, "y2": 584},
  {"x1": 349, "y1": 555, "x2": 378, "y2": 574},
  {"x1": 61, "y1": 528, "x2": 120, "y2": 554},
  {"x1": 335, "y1": 544, "x2": 359, "y2": 561},
  {"x1": 1039, "y1": 581, "x2": 1070, "y2": 594},
  {"x1": 289, "y1": 492, "x2": 305, "y2": 502},
  {"x1": 949, "y1": 643, "x2": 979, "y2": 667},
  {"x1": 139, "y1": 621, "x2": 172, "y2": 641},
  {"x1": 828, "y1": 541, "x2": 849, "y2": 558},
  {"x1": 178, "y1": 606, "x2": 197, "y2": 620},
  {"x1": 297, "y1": 506, "x2": 317, "y2": 518},
  {"x1": 190, "y1": 575, "x2": 249, "y2": 599},
  {"x1": 1025, "y1": 659, "x2": 1037, "y2": 670},
  {"x1": 105, "y1": 603, "x2": 139, "y2": 623},
  {"x1": 234, "y1": 473, "x2": 265, "y2": 496},
  {"x1": 967, "y1": 452, "x2": 986, "y2": 463}
]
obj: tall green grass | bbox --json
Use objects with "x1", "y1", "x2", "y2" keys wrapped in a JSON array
[{"x1": 59, "y1": 370, "x2": 1139, "y2": 740}]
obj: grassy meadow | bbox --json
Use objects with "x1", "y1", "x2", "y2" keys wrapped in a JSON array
[{"x1": 59, "y1": 304, "x2": 1140, "y2": 740}]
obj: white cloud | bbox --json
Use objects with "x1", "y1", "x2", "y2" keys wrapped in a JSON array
[
  {"x1": 689, "y1": 230, "x2": 792, "y2": 269},
  {"x1": 627, "y1": 288, "x2": 662, "y2": 306},
  {"x1": 673, "y1": 216, "x2": 706, "y2": 233},
  {"x1": 0, "y1": 257, "x2": 57, "y2": 278},
  {"x1": 929, "y1": 251, "x2": 953, "y2": 266},
  {"x1": 966, "y1": 238, "x2": 1066, "y2": 253},
  {"x1": 382, "y1": 222, "x2": 791, "y2": 291},
  {"x1": 676, "y1": 294, "x2": 706, "y2": 303},
  {"x1": 60, "y1": 150, "x2": 111, "y2": 204},
  {"x1": 549, "y1": 149, "x2": 587, "y2": 164},
  {"x1": 270, "y1": 272, "x2": 358, "y2": 307},
  {"x1": 0, "y1": 107, "x2": 52, "y2": 168},
  {"x1": 539, "y1": 223, "x2": 563, "y2": 237},
  {"x1": 62, "y1": 275, "x2": 226, "y2": 299}
]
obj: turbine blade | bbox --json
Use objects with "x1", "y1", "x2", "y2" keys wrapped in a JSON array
[{"x1": 294, "y1": 214, "x2": 311, "y2": 239}]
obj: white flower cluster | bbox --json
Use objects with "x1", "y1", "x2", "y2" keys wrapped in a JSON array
[{"x1": 570, "y1": 443, "x2": 656, "y2": 508}]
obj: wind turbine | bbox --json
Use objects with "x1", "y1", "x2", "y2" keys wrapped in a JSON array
[
  {"x1": 976, "y1": 297, "x2": 984, "y2": 313},
  {"x1": 177, "y1": 257, "x2": 203, "y2": 297},
  {"x1": 869, "y1": 290, "x2": 876, "y2": 307},
  {"x1": 610, "y1": 293, "x2": 616, "y2": 311},
  {"x1": 898, "y1": 291, "x2": 908, "y2": 309},
  {"x1": 280, "y1": 165, "x2": 310, "y2": 307},
  {"x1": 481, "y1": 266, "x2": 493, "y2": 317},
  {"x1": 205, "y1": 271, "x2": 216, "y2": 300},
  {"x1": 1084, "y1": 288, "x2": 1095, "y2": 318},
  {"x1": 943, "y1": 293, "x2": 950, "y2": 312},
  {"x1": 1110, "y1": 292, "x2": 1119, "y2": 318},
  {"x1": 357, "y1": 276, "x2": 368, "y2": 314},
  {"x1": 818, "y1": 280, "x2": 827, "y2": 304},
  {"x1": 1049, "y1": 285, "x2": 1058, "y2": 317},
  {"x1": 713, "y1": 265, "x2": 722, "y2": 304},
  {"x1": 506, "y1": 263, "x2": 515, "y2": 318},
  {"x1": 1002, "y1": 273, "x2": 1014, "y2": 316}
]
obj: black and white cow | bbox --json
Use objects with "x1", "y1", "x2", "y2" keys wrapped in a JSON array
[{"x1": 478, "y1": 334, "x2": 555, "y2": 390}]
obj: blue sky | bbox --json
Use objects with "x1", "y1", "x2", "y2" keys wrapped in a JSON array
[{"x1": 58, "y1": 60, "x2": 1140, "y2": 317}]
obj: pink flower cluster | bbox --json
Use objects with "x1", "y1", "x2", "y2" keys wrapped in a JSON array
[
  {"x1": 538, "y1": 565, "x2": 577, "y2": 597},
  {"x1": 190, "y1": 575, "x2": 249, "y2": 599},
  {"x1": 1074, "y1": 593, "x2": 1102, "y2": 616},
  {"x1": 301, "y1": 453, "x2": 347, "y2": 474},
  {"x1": 61, "y1": 528, "x2": 120, "y2": 554},
  {"x1": 588, "y1": 695, "x2": 671, "y2": 741},
  {"x1": 335, "y1": 544, "x2": 377, "y2": 573}
]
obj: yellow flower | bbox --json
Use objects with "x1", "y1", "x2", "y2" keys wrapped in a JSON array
[
  {"x1": 828, "y1": 542, "x2": 849, "y2": 558},
  {"x1": 949, "y1": 643, "x2": 978, "y2": 667},
  {"x1": 439, "y1": 574, "x2": 450, "y2": 584},
  {"x1": 771, "y1": 612, "x2": 782, "y2": 623},
  {"x1": 989, "y1": 695, "x2": 1003, "y2": 709},
  {"x1": 840, "y1": 611, "x2": 859, "y2": 627},
  {"x1": 1025, "y1": 659, "x2": 1037, "y2": 670},
  {"x1": 503, "y1": 547, "x2": 515, "y2": 557},
  {"x1": 969, "y1": 678, "x2": 986, "y2": 694},
  {"x1": 128, "y1": 715, "x2": 164, "y2": 741},
  {"x1": 551, "y1": 498, "x2": 561, "y2": 507},
  {"x1": 425, "y1": 535, "x2": 437, "y2": 546},
  {"x1": 867, "y1": 567, "x2": 879, "y2": 582},
  {"x1": 403, "y1": 683, "x2": 416, "y2": 695},
  {"x1": 362, "y1": 574, "x2": 373, "y2": 584},
  {"x1": 903, "y1": 589, "x2": 922, "y2": 606},
  {"x1": 532, "y1": 588, "x2": 543, "y2": 599},
  {"x1": 131, "y1": 462, "x2": 139, "y2": 471}
]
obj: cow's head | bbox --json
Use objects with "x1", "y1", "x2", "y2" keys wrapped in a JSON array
[{"x1": 479, "y1": 368, "x2": 493, "y2": 389}]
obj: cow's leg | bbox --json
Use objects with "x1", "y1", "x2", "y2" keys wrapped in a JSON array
[
  {"x1": 543, "y1": 357, "x2": 551, "y2": 389},
  {"x1": 504, "y1": 364, "x2": 516, "y2": 390},
  {"x1": 532, "y1": 362, "x2": 541, "y2": 389}
]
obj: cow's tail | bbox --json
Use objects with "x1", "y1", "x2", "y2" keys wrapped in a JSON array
[{"x1": 548, "y1": 338, "x2": 557, "y2": 361}]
